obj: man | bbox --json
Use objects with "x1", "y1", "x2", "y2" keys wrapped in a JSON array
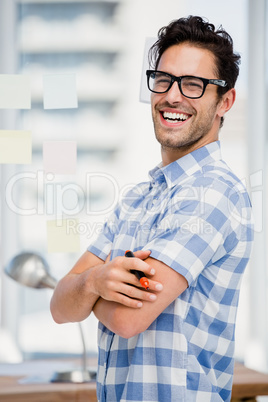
[{"x1": 51, "y1": 16, "x2": 253, "y2": 401}]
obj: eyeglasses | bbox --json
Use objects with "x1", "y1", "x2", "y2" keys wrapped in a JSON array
[{"x1": 146, "y1": 70, "x2": 227, "y2": 99}]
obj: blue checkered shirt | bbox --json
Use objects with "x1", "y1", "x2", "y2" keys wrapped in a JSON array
[{"x1": 88, "y1": 141, "x2": 253, "y2": 401}]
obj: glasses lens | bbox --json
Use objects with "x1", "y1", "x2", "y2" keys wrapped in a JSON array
[
  {"x1": 148, "y1": 72, "x2": 172, "y2": 93},
  {"x1": 181, "y1": 77, "x2": 204, "y2": 98}
]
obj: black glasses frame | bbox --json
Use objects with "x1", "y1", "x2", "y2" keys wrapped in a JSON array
[{"x1": 146, "y1": 70, "x2": 227, "y2": 99}]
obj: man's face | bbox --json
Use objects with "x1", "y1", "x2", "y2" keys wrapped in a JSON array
[{"x1": 151, "y1": 43, "x2": 224, "y2": 161}]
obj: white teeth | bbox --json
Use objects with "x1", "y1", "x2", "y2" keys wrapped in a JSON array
[{"x1": 163, "y1": 112, "x2": 188, "y2": 121}]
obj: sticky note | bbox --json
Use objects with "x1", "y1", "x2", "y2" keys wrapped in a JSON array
[
  {"x1": 43, "y1": 141, "x2": 77, "y2": 175},
  {"x1": 47, "y1": 219, "x2": 80, "y2": 253},
  {"x1": 0, "y1": 130, "x2": 32, "y2": 164},
  {"x1": 43, "y1": 73, "x2": 78, "y2": 110},
  {"x1": 0, "y1": 75, "x2": 31, "y2": 109},
  {"x1": 139, "y1": 37, "x2": 157, "y2": 104}
]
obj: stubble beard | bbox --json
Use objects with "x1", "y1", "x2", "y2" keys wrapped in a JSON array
[{"x1": 153, "y1": 101, "x2": 219, "y2": 152}]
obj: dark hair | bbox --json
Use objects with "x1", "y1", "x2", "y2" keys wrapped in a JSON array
[{"x1": 149, "y1": 15, "x2": 241, "y2": 97}]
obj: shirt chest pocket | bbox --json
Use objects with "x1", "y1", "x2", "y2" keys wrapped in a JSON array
[
  {"x1": 111, "y1": 215, "x2": 162, "y2": 254},
  {"x1": 111, "y1": 193, "x2": 168, "y2": 253}
]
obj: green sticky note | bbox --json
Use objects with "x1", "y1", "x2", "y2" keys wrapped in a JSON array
[{"x1": 0, "y1": 75, "x2": 31, "y2": 109}]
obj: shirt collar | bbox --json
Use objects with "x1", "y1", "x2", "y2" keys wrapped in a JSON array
[{"x1": 149, "y1": 141, "x2": 222, "y2": 189}]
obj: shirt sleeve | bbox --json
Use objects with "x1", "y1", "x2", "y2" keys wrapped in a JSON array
[
  {"x1": 87, "y1": 204, "x2": 120, "y2": 261},
  {"x1": 143, "y1": 180, "x2": 252, "y2": 286}
]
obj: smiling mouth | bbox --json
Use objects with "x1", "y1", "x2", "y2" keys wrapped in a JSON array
[{"x1": 161, "y1": 111, "x2": 191, "y2": 123}]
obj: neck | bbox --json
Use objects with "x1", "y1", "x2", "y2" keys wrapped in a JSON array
[
  {"x1": 161, "y1": 137, "x2": 218, "y2": 166},
  {"x1": 161, "y1": 146, "x2": 188, "y2": 166}
]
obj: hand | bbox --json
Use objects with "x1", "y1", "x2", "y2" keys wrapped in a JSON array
[{"x1": 92, "y1": 250, "x2": 163, "y2": 308}]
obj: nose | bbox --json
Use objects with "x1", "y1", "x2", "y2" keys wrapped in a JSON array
[{"x1": 165, "y1": 81, "x2": 184, "y2": 104}]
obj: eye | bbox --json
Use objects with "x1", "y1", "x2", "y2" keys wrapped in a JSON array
[
  {"x1": 182, "y1": 77, "x2": 203, "y2": 91},
  {"x1": 154, "y1": 73, "x2": 171, "y2": 85}
]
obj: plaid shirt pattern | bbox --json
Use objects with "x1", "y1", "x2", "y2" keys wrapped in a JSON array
[{"x1": 88, "y1": 141, "x2": 253, "y2": 402}]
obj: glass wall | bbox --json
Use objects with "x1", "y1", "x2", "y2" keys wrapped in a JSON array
[
  {"x1": 0, "y1": 0, "x2": 187, "y2": 361},
  {"x1": 1, "y1": 0, "x2": 132, "y2": 360}
]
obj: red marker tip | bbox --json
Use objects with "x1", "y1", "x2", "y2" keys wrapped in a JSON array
[{"x1": 140, "y1": 277, "x2": 149, "y2": 290}]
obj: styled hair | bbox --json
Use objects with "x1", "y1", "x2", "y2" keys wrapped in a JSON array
[{"x1": 149, "y1": 15, "x2": 241, "y2": 96}]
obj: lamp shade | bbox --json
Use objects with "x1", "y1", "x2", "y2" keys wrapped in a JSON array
[{"x1": 5, "y1": 252, "x2": 57, "y2": 289}]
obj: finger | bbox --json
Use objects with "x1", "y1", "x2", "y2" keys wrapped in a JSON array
[
  {"x1": 132, "y1": 250, "x2": 151, "y2": 260},
  {"x1": 106, "y1": 258, "x2": 162, "y2": 293},
  {"x1": 126, "y1": 271, "x2": 163, "y2": 292},
  {"x1": 122, "y1": 257, "x2": 155, "y2": 276},
  {"x1": 146, "y1": 279, "x2": 163, "y2": 292},
  {"x1": 115, "y1": 293, "x2": 143, "y2": 308},
  {"x1": 116, "y1": 282, "x2": 159, "y2": 303}
]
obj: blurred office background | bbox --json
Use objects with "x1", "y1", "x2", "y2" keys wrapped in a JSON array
[{"x1": 0, "y1": 0, "x2": 267, "y2": 378}]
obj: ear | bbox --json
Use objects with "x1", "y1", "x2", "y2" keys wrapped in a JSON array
[{"x1": 217, "y1": 88, "x2": 236, "y2": 118}]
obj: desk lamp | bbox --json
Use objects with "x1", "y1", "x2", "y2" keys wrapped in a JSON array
[{"x1": 5, "y1": 252, "x2": 96, "y2": 383}]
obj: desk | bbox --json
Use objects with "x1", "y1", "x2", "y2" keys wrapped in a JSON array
[
  {"x1": 0, "y1": 376, "x2": 97, "y2": 402},
  {"x1": 232, "y1": 362, "x2": 268, "y2": 401},
  {"x1": 0, "y1": 361, "x2": 268, "y2": 401},
  {"x1": 0, "y1": 358, "x2": 97, "y2": 402}
]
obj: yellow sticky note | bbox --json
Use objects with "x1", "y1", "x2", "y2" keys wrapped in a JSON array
[
  {"x1": 0, "y1": 130, "x2": 32, "y2": 164},
  {"x1": 0, "y1": 75, "x2": 31, "y2": 109},
  {"x1": 47, "y1": 219, "x2": 80, "y2": 253}
]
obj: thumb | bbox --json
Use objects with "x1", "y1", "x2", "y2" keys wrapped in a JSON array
[{"x1": 105, "y1": 252, "x2": 111, "y2": 263}]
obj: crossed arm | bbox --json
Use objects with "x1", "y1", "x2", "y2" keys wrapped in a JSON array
[{"x1": 50, "y1": 249, "x2": 188, "y2": 338}]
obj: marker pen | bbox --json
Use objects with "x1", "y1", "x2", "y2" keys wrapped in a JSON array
[{"x1": 125, "y1": 250, "x2": 150, "y2": 290}]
